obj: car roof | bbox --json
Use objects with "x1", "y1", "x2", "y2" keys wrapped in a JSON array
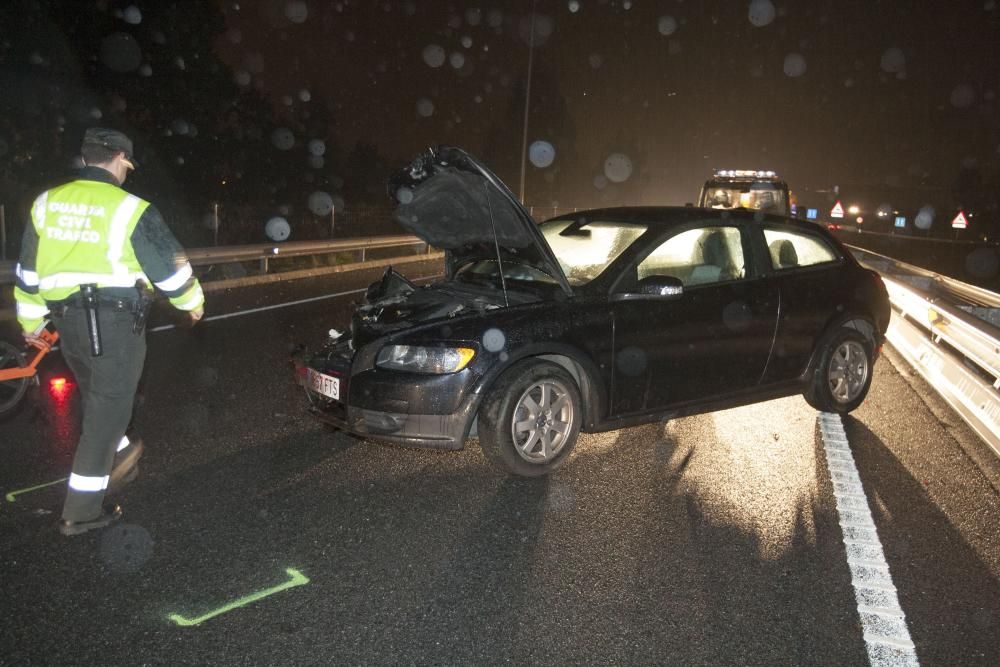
[{"x1": 544, "y1": 206, "x2": 814, "y2": 229}]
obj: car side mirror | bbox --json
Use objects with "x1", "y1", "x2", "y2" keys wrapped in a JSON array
[{"x1": 612, "y1": 275, "x2": 684, "y2": 302}]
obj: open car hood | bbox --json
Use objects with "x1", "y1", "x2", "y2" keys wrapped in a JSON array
[{"x1": 387, "y1": 146, "x2": 573, "y2": 296}]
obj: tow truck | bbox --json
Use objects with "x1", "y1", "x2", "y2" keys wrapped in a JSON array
[{"x1": 698, "y1": 169, "x2": 793, "y2": 216}]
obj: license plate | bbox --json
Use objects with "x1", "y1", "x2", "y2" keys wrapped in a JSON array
[{"x1": 307, "y1": 369, "x2": 340, "y2": 400}]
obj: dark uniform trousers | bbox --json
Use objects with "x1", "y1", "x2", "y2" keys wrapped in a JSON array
[{"x1": 52, "y1": 301, "x2": 145, "y2": 522}]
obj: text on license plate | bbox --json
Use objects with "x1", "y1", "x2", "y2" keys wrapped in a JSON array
[{"x1": 307, "y1": 369, "x2": 340, "y2": 400}]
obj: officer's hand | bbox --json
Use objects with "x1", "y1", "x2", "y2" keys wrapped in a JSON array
[
  {"x1": 189, "y1": 306, "x2": 205, "y2": 324},
  {"x1": 23, "y1": 331, "x2": 51, "y2": 352}
]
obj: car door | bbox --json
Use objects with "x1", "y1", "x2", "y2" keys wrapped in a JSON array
[
  {"x1": 758, "y1": 225, "x2": 848, "y2": 383},
  {"x1": 609, "y1": 223, "x2": 779, "y2": 415}
]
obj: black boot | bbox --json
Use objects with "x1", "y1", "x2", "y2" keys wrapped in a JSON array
[{"x1": 59, "y1": 503, "x2": 123, "y2": 536}]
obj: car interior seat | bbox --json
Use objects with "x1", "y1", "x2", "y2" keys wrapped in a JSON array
[
  {"x1": 769, "y1": 239, "x2": 798, "y2": 269},
  {"x1": 688, "y1": 231, "x2": 732, "y2": 285}
]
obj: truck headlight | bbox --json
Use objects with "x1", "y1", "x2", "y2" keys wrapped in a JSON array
[{"x1": 375, "y1": 345, "x2": 476, "y2": 374}]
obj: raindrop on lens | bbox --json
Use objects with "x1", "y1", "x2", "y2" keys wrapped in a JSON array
[
  {"x1": 99, "y1": 523, "x2": 154, "y2": 574},
  {"x1": 528, "y1": 141, "x2": 556, "y2": 168},
  {"x1": 748, "y1": 0, "x2": 776, "y2": 27},
  {"x1": 723, "y1": 301, "x2": 752, "y2": 332},
  {"x1": 616, "y1": 346, "x2": 647, "y2": 377},
  {"x1": 307, "y1": 138, "x2": 326, "y2": 156},
  {"x1": 422, "y1": 44, "x2": 446, "y2": 68},
  {"x1": 783, "y1": 53, "x2": 807, "y2": 77},
  {"x1": 122, "y1": 5, "x2": 142, "y2": 24},
  {"x1": 880, "y1": 47, "x2": 905, "y2": 73},
  {"x1": 265, "y1": 216, "x2": 291, "y2": 241},
  {"x1": 482, "y1": 328, "x2": 506, "y2": 353},
  {"x1": 657, "y1": 16, "x2": 677, "y2": 36},
  {"x1": 416, "y1": 97, "x2": 435, "y2": 117},
  {"x1": 100, "y1": 32, "x2": 142, "y2": 72},
  {"x1": 308, "y1": 191, "x2": 334, "y2": 216},
  {"x1": 950, "y1": 84, "x2": 976, "y2": 109},
  {"x1": 284, "y1": 0, "x2": 308, "y2": 23},
  {"x1": 966, "y1": 248, "x2": 999, "y2": 279},
  {"x1": 603, "y1": 153, "x2": 633, "y2": 183},
  {"x1": 914, "y1": 205, "x2": 935, "y2": 230},
  {"x1": 270, "y1": 127, "x2": 295, "y2": 150}
]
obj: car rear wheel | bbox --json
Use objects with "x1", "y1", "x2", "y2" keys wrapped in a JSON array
[
  {"x1": 479, "y1": 360, "x2": 582, "y2": 477},
  {"x1": 804, "y1": 328, "x2": 873, "y2": 413}
]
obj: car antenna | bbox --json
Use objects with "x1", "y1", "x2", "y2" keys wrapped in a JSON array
[{"x1": 483, "y1": 179, "x2": 510, "y2": 307}]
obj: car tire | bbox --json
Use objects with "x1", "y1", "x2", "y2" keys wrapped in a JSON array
[
  {"x1": 804, "y1": 328, "x2": 874, "y2": 413},
  {"x1": 0, "y1": 341, "x2": 31, "y2": 420},
  {"x1": 479, "y1": 360, "x2": 582, "y2": 477}
]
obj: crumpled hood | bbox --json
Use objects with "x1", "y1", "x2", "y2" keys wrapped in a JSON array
[
  {"x1": 349, "y1": 268, "x2": 501, "y2": 347},
  {"x1": 387, "y1": 146, "x2": 572, "y2": 295}
]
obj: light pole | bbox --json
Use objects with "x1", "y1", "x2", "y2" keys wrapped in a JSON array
[{"x1": 518, "y1": 0, "x2": 538, "y2": 204}]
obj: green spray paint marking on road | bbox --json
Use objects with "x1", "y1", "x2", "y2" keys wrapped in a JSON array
[
  {"x1": 4, "y1": 477, "x2": 68, "y2": 503},
  {"x1": 168, "y1": 568, "x2": 309, "y2": 627}
]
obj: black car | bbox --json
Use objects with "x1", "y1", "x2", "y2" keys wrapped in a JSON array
[{"x1": 298, "y1": 147, "x2": 890, "y2": 477}]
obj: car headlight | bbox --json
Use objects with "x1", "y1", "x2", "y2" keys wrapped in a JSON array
[{"x1": 375, "y1": 345, "x2": 476, "y2": 374}]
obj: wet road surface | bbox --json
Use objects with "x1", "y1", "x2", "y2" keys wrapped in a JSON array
[{"x1": 1, "y1": 264, "x2": 998, "y2": 665}]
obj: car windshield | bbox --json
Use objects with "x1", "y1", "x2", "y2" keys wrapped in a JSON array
[
  {"x1": 539, "y1": 220, "x2": 648, "y2": 286},
  {"x1": 454, "y1": 259, "x2": 560, "y2": 286},
  {"x1": 703, "y1": 182, "x2": 788, "y2": 215}
]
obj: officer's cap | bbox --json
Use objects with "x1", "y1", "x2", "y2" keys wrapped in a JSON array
[{"x1": 82, "y1": 127, "x2": 138, "y2": 169}]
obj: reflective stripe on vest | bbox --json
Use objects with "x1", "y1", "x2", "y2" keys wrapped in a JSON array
[
  {"x1": 31, "y1": 181, "x2": 151, "y2": 302},
  {"x1": 15, "y1": 263, "x2": 40, "y2": 287},
  {"x1": 155, "y1": 263, "x2": 193, "y2": 292},
  {"x1": 17, "y1": 302, "x2": 49, "y2": 319}
]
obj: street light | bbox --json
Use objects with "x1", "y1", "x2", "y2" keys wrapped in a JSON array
[{"x1": 518, "y1": 0, "x2": 538, "y2": 203}]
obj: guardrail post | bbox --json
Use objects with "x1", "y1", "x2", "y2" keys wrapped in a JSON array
[{"x1": 260, "y1": 256, "x2": 268, "y2": 273}]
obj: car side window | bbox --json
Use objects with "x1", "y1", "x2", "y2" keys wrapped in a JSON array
[
  {"x1": 637, "y1": 226, "x2": 745, "y2": 287},
  {"x1": 763, "y1": 228, "x2": 839, "y2": 271}
]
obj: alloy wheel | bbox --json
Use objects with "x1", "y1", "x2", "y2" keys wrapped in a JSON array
[
  {"x1": 828, "y1": 340, "x2": 869, "y2": 403},
  {"x1": 510, "y1": 378, "x2": 575, "y2": 464}
]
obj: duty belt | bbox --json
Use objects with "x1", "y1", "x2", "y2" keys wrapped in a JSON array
[{"x1": 48, "y1": 297, "x2": 140, "y2": 316}]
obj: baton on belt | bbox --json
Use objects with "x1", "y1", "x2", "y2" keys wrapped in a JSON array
[{"x1": 80, "y1": 283, "x2": 102, "y2": 357}]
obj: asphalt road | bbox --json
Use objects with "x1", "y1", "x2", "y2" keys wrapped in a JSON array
[{"x1": 1, "y1": 263, "x2": 998, "y2": 665}]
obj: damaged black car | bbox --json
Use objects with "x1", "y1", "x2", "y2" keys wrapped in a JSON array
[{"x1": 296, "y1": 146, "x2": 890, "y2": 477}]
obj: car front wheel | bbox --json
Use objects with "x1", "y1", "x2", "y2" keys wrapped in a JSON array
[
  {"x1": 479, "y1": 360, "x2": 582, "y2": 477},
  {"x1": 804, "y1": 328, "x2": 874, "y2": 413}
]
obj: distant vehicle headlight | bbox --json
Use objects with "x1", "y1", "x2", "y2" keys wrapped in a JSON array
[{"x1": 376, "y1": 345, "x2": 476, "y2": 374}]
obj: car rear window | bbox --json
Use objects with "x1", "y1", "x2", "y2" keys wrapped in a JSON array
[{"x1": 540, "y1": 220, "x2": 648, "y2": 286}]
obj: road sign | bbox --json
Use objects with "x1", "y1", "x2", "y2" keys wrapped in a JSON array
[
  {"x1": 894, "y1": 216, "x2": 906, "y2": 228},
  {"x1": 951, "y1": 211, "x2": 968, "y2": 229},
  {"x1": 830, "y1": 200, "x2": 844, "y2": 218}
]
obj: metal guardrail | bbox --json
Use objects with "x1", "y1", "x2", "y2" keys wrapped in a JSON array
[
  {"x1": 849, "y1": 245, "x2": 1000, "y2": 457},
  {"x1": 0, "y1": 235, "x2": 431, "y2": 285},
  {"x1": 2, "y1": 235, "x2": 997, "y2": 455}
]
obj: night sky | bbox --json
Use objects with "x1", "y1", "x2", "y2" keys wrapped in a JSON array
[{"x1": 1, "y1": 0, "x2": 999, "y2": 243}]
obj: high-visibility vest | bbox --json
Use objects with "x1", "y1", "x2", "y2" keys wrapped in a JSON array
[{"x1": 29, "y1": 180, "x2": 151, "y2": 301}]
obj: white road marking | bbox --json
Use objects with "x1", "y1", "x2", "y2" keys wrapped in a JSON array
[
  {"x1": 148, "y1": 273, "x2": 442, "y2": 333},
  {"x1": 818, "y1": 412, "x2": 920, "y2": 667}
]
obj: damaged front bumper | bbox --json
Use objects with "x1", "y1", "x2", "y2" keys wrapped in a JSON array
[
  {"x1": 307, "y1": 402, "x2": 470, "y2": 451},
  {"x1": 294, "y1": 345, "x2": 479, "y2": 452}
]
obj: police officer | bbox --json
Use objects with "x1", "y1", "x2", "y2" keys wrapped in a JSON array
[{"x1": 13, "y1": 128, "x2": 205, "y2": 536}]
